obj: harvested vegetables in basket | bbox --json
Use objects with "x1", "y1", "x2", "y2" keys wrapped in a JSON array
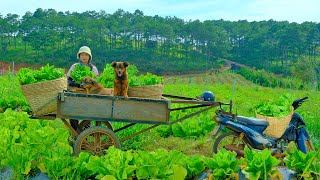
[
  {"x1": 70, "y1": 64, "x2": 96, "y2": 84},
  {"x1": 255, "y1": 94, "x2": 294, "y2": 118},
  {"x1": 16, "y1": 64, "x2": 65, "y2": 85}
]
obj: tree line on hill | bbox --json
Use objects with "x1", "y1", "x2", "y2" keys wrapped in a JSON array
[{"x1": 0, "y1": 8, "x2": 319, "y2": 84}]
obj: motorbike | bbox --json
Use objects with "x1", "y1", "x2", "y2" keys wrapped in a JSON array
[{"x1": 211, "y1": 96, "x2": 315, "y2": 157}]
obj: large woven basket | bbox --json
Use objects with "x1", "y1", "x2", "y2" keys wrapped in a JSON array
[
  {"x1": 128, "y1": 84, "x2": 164, "y2": 99},
  {"x1": 256, "y1": 106, "x2": 294, "y2": 138},
  {"x1": 21, "y1": 77, "x2": 67, "y2": 115}
]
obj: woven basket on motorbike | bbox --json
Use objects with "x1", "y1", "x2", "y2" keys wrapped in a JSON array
[
  {"x1": 256, "y1": 106, "x2": 294, "y2": 138},
  {"x1": 128, "y1": 84, "x2": 164, "y2": 99},
  {"x1": 21, "y1": 77, "x2": 67, "y2": 115}
]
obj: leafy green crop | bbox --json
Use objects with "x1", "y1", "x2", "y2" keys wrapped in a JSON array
[
  {"x1": 86, "y1": 146, "x2": 136, "y2": 179},
  {"x1": 133, "y1": 148, "x2": 188, "y2": 179},
  {"x1": 185, "y1": 155, "x2": 206, "y2": 179},
  {"x1": 70, "y1": 64, "x2": 96, "y2": 84},
  {"x1": 255, "y1": 93, "x2": 294, "y2": 117},
  {"x1": 204, "y1": 149, "x2": 240, "y2": 180},
  {"x1": 158, "y1": 109, "x2": 215, "y2": 138},
  {"x1": 242, "y1": 147, "x2": 281, "y2": 180},
  {"x1": 0, "y1": 73, "x2": 30, "y2": 112},
  {"x1": 16, "y1": 64, "x2": 65, "y2": 85},
  {"x1": 284, "y1": 148, "x2": 320, "y2": 180}
]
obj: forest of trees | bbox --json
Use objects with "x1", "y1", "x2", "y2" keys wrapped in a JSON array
[{"x1": 0, "y1": 8, "x2": 319, "y2": 81}]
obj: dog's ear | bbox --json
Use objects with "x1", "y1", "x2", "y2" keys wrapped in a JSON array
[
  {"x1": 111, "y1": 61, "x2": 117, "y2": 67},
  {"x1": 124, "y1": 62, "x2": 129, "y2": 67}
]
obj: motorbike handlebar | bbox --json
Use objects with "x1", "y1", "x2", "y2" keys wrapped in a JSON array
[{"x1": 292, "y1": 96, "x2": 308, "y2": 110}]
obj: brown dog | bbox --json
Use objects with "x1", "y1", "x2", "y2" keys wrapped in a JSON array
[
  {"x1": 111, "y1": 61, "x2": 129, "y2": 97},
  {"x1": 81, "y1": 77, "x2": 112, "y2": 95}
]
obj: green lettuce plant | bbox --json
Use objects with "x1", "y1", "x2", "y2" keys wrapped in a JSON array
[
  {"x1": 70, "y1": 64, "x2": 95, "y2": 84},
  {"x1": 185, "y1": 154, "x2": 206, "y2": 179},
  {"x1": 254, "y1": 93, "x2": 294, "y2": 118},
  {"x1": 284, "y1": 148, "x2": 320, "y2": 180},
  {"x1": 133, "y1": 148, "x2": 188, "y2": 179},
  {"x1": 16, "y1": 64, "x2": 65, "y2": 85},
  {"x1": 1, "y1": 143, "x2": 37, "y2": 179},
  {"x1": 242, "y1": 147, "x2": 281, "y2": 180},
  {"x1": 86, "y1": 146, "x2": 136, "y2": 179},
  {"x1": 204, "y1": 149, "x2": 240, "y2": 180}
]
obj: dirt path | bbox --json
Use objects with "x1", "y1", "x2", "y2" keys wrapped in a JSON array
[{"x1": 221, "y1": 59, "x2": 251, "y2": 70}]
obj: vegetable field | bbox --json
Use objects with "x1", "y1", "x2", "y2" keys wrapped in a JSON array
[{"x1": 0, "y1": 71, "x2": 319, "y2": 179}]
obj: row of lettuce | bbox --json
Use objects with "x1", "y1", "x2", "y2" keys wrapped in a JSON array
[{"x1": 0, "y1": 109, "x2": 319, "y2": 179}]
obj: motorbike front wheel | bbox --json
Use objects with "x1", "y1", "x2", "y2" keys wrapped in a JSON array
[{"x1": 213, "y1": 132, "x2": 249, "y2": 155}]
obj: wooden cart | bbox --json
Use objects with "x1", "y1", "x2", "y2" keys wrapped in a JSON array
[{"x1": 33, "y1": 91, "x2": 229, "y2": 156}]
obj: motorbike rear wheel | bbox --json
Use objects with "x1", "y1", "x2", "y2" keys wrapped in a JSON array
[{"x1": 213, "y1": 132, "x2": 249, "y2": 155}]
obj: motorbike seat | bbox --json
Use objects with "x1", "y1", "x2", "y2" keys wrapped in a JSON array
[{"x1": 237, "y1": 116, "x2": 269, "y2": 126}]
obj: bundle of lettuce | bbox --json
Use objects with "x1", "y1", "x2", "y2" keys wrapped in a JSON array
[
  {"x1": 98, "y1": 64, "x2": 163, "y2": 88},
  {"x1": 255, "y1": 94, "x2": 294, "y2": 118},
  {"x1": 69, "y1": 64, "x2": 96, "y2": 84},
  {"x1": 16, "y1": 64, "x2": 65, "y2": 85}
]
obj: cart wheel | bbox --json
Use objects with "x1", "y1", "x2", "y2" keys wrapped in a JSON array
[
  {"x1": 78, "y1": 120, "x2": 113, "y2": 133},
  {"x1": 74, "y1": 126, "x2": 121, "y2": 156}
]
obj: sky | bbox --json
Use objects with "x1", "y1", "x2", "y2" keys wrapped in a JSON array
[{"x1": 1, "y1": 0, "x2": 319, "y2": 23}]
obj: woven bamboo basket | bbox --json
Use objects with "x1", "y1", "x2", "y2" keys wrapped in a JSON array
[
  {"x1": 128, "y1": 84, "x2": 164, "y2": 99},
  {"x1": 21, "y1": 77, "x2": 67, "y2": 115},
  {"x1": 256, "y1": 106, "x2": 294, "y2": 138}
]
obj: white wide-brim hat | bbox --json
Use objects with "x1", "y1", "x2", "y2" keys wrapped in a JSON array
[{"x1": 77, "y1": 46, "x2": 92, "y2": 60}]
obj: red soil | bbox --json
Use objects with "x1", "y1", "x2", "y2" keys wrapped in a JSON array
[{"x1": 0, "y1": 62, "x2": 42, "y2": 74}]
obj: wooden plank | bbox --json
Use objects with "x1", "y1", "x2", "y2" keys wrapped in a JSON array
[
  {"x1": 57, "y1": 96, "x2": 113, "y2": 119},
  {"x1": 113, "y1": 99, "x2": 169, "y2": 123}
]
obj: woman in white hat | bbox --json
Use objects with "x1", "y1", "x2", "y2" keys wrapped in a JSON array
[
  {"x1": 66, "y1": 46, "x2": 99, "y2": 131},
  {"x1": 66, "y1": 46, "x2": 99, "y2": 87}
]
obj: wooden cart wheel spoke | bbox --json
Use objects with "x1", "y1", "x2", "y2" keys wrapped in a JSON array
[
  {"x1": 94, "y1": 132, "x2": 101, "y2": 144},
  {"x1": 80, "y1": 143, "x2": 96, "y2": 152},
  {"x1": 101, "y1": 141, "x2": 115, "y2": 149},
  {"x1": 74, "y1": 126, "x2": 121, "y2": 156}
]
